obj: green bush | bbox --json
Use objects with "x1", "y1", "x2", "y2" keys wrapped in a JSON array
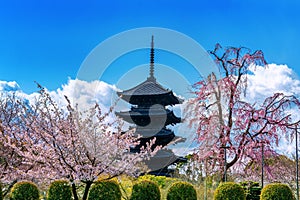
[
  {"x1": 10, "y1": 181, "x2": 39, "y2": 200},
  {"x1": 167, "y1": 181, "x2": 197, "y2": 200},
  {"x1": 47, "y1": 180, "x2": 72, "y2": 200},
  {"x1": 260, "y1": 183, "x2": 295, "y2": 200},
  {"x1": 214, "y1": 182, "x2": 246, "y2": 200},
  {"x1": 88, "y1": 180, "x2": 121, "y2": 200},
  {"x1": 138, "y1": 175, "x2": 168, "y2": 188},
  {"x1": 240, "y1": 181, "x2": 261, "y2": 200},
  {"x1": 130, "y1": 180, "x2": 160, "y2": 200}
]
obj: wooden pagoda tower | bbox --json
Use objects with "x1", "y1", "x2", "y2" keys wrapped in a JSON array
[{"x1": 116, "y1": 36, "x2": 185, "y2": 176}]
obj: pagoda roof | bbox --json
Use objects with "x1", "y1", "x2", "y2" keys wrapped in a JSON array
[
  {"x1": 144, "y1": 149, "x2": 179, "y2": 172},
  {"x1": 118, "y1": 77, "x2": 170, "y2": 96},
  {"x1": 117, "y1": 78, "x2": 182, "y2": 105}
]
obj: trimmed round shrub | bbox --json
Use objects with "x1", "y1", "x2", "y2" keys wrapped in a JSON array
[
  {"x1": 88, "y1": 180, "x2": 121, "y2": 200},
  {"x1": 130, "y1": 180, "x2": 160, "y2": 200},
  {"x1": 167, "y1": 181, "x2": 197, "y2": 200},
  {"x1": 10, "y1": 181, "x2": 39, "y2": 200},
  {"x1": 214, "y1": 182, "x2": 246, "y2": 200},
  {"x1": 47, "y1": 180, "x2": 72, "y2": 200},
  {"x1": 260, "y1": 183, "x2": 295, "y2": 200}
]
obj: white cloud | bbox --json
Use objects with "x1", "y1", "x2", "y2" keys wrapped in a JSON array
[
  {"x1": 0, "y1": 79, "x2": 118, "y2": 115},
  {"x1": 0, "y1": 80, "x2": 21, "y2": 92},
  {"x1": 0, "y1": 81, "x2": 40, "y2": 108},
  {"x1": 246, "y1": 64, "x2": 300, "y2": 102},
  {"x1": 244, "y1": 64, "x2": 300, "y2": 156},
  {"x1": 50, "y1": 79, "x2": 117, "y2": 112}
]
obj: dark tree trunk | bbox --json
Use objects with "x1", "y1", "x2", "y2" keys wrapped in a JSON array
[
  {"x1": 71, "y1": 182, "x2": 79, "y2": 200},
  {"x1": 222, "y1": 169, "x2": 227, "y2": 182},
  {"x1": 82, "y1": 181, "x2": 93, "y2": 200}
]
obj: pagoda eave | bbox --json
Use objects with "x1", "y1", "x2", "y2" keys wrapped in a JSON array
[
  {"x1": 115, "y1": 111, "x2": 181, "y2": 126},
  {"x1": 135, "y1": 127, "x2": 175, "y2": 138},
  {"x1": 117, "y1": 92, "x2": 181, "y2": 106},
  {"x1": 143, "y1": 149, "x2": 179, "y2": 172}
]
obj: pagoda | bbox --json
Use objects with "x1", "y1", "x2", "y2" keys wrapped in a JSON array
[{"x1": 116, "y1": 36, "x2": 185, "y2": 176}]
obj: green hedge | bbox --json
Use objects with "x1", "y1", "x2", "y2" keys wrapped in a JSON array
[
  {"x1": 10, "y1": 181, "x2": 39, "y2": 200},
  {"x1": 167, "y1": 181, "x2": 197, "y2": 200},
  {"x1": 130, "y1": 180, "x2": 160, "y2": 200},
  {"x1": 214, "y1": 182, "x2": 246, "y2": 200},
  {"x1": 47, "y1": 180, "x2": 72, "y2": 200},
  {"x1": 88, "y1": 180, "x2": 121, "y2": 200},
  {"x1": 240, "y1": 181, "x2": 261, "y2": 200},
  {"x1": 260, "y1": 183, "x2": 295, "y2": 200},
  {"x1": 138, "y1": 175, "x2": 174, "y2": 189}
]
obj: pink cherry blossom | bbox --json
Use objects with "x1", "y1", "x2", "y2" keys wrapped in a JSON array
[{"x1": 0, "y1": 88, "x2": 158, "y2": 200}]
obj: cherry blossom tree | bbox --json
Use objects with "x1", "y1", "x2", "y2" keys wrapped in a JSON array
[
  {"x1": 0, "y1": 87, "x2": 158, "y2": 200},
  {"x1": 0, "y1": 93, "x2": 26, "y2": 196},
  {"x1": 185, "y1": 44, "x2": 300, "y2": 181}
]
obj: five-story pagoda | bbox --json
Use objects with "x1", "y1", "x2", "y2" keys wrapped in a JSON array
[{"x1": 116, "y1": 36, "x2": 184, "y2": 176}]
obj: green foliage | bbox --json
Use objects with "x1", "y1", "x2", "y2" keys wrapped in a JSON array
[
  {"x1": 260, "y1": 183, "x2": 295, "y2": 200},
  {"x1": 0, "y1": 183, "x2": 3, "y2": 200},
  {"x1": 240, "y1": 181, "x2": 261, "y2": 200},
  {"x1": 197, "y1": 183, "x2": 215, "y2": 200},
  {"x1": 138, "y1": 175, "x2": 176, "y2": 189},
  {"x1": 109, "y1": 175, "x2": 134, "y2": 200},
  {"x1": 88, "y1": 180, "x2": 121, "y2": 200},
  {"x1": 10, "y1": 181, "x2": 39, "y2": 200},
  {"x1": 166, "y1": 181, "x2": 197, "y2": 200},
  {"x1": 130, "y1": 180, "x2": 160, "y2": 200},
  {"x1": 137, "y1": 175, "x2": 179, "y2": 199},
  {"x1": 214, "y1": 182, "x2": 246, "y2": 200},
  {"x1": 47, "y1": 180, "x2": 72, "y2": 200},
  {"x1": 204, "y1": 173, "x2": 223, "y2": 188}
]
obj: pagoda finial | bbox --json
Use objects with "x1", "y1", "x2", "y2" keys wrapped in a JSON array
[{"x1": 149, "y1": 35, "x2": 155, "y2": 80}]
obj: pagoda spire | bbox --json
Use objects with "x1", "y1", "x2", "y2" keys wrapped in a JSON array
[{"x1": 149, "y1": 35, "x2": 155, "y2": 81}]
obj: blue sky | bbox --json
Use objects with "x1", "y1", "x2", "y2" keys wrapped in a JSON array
[{"x1": 0, "y1": 0, "x2": 300, "y2": 93}]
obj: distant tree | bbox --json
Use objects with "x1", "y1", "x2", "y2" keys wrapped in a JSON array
[
  {"x1": 0, "y1": 87, "x2": 158, "y2": 200},
  {"x1": 185, "y1": 44, "x2": 300, "y2": 181},
  {"x1": 244, "y1": 154, "x2": 296, "y2": 188}
]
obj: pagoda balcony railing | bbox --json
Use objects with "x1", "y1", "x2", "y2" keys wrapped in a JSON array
[
  {"x1": 131, "y1": 106, "x2": 168, "y2": 110},
  {"x1": 129, "y1": 107, "x2": 173, "y2": 113}
]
